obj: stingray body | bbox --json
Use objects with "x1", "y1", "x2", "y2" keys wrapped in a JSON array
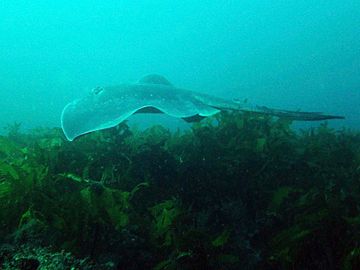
[{"x1": 61, "y1": 74, "x2": 344, "y2": 141}]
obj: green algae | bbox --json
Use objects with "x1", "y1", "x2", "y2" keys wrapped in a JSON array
[
  {"x1": 211, "y1": 229, "x2": 231, "y2": 247},
  {"x1": 0, "y1": 112, "x2": 359, "y2": 269}
]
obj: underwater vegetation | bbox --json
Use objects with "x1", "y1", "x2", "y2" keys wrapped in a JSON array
[{"x1": 0, "y1": 112, "x2": 360, "y2": 269}]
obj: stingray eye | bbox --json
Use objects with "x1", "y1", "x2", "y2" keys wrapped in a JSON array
[{"x1": 92, "y1": 87, "x2": 104, "y2": 95}]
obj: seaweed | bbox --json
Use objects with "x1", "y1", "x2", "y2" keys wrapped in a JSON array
[{"x1": 0, "y1": 112, "x2": 359, "y2": 269}]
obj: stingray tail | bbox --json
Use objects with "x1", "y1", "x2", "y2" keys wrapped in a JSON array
[{"x1": 240, "y1": 105, "x2": 345, "y2": 121}]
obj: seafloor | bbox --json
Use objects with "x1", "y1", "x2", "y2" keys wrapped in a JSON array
[{"x1": 0, "y1": 112, "x2": 359, "y2": 270}]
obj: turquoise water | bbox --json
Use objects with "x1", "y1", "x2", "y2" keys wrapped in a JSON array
[
  {"x1": 1, "y1": 1, "x2": 359, "y2": 130},
  {"x1": 1, "y1": 2, "x2": 360, "y2": 268}
]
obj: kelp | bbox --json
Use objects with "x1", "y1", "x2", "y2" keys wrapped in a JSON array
[
  {"x1": 0, "y1": 112, "x2": 360, "y2": 269},
  {"x1": 150, "y1": 198, "x2": 182, "y2": 247}
]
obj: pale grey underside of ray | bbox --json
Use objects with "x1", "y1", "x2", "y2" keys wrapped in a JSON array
[
  {"x1": 61, "y1": 75, "x2": 344, "y2": 141},
  {"x1": 61, "y1": 83, "x2": 222, "y2": 141}
]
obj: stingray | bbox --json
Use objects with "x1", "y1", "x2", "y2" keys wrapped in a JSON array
[{"x1": 61, "y1": 74, "x2": 344, "y2": 141}]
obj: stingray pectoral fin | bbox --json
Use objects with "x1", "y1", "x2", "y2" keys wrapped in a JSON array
[
  {"x1": 62, "y1": 105, "x2": 167, "y2": 141},
  {"x1": 61, "y1": 97, "x2": 217, "y2": 141},
  {"x1": 61, "y1": 101, "x2": 140, "y2": 141}
]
